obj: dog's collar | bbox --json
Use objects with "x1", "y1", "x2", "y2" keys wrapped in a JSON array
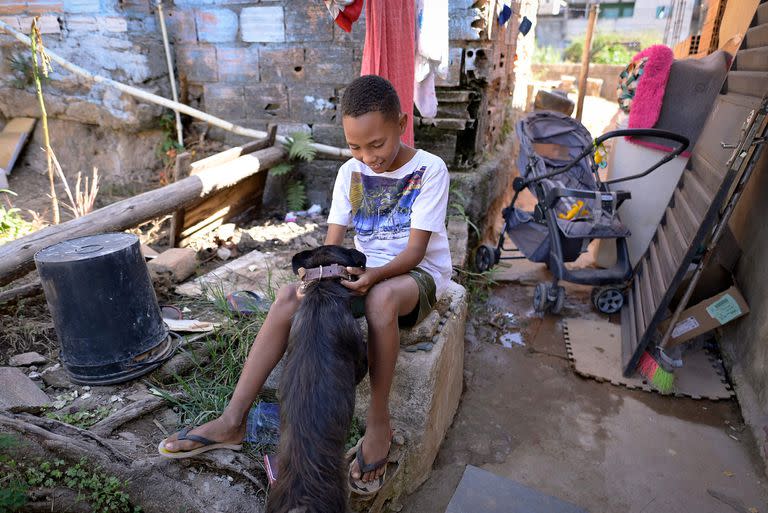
[{"x1": 297, "y1": 264, "x2": 352, "y2": 284}]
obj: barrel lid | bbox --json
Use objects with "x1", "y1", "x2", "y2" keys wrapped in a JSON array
[{"x1": 35, "y1": 233, "x2": 139, "y2": 263}]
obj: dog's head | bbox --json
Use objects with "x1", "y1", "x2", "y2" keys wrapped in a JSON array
[{"x1": 291, "y1": 245, "x2": 366, "y2": 276}]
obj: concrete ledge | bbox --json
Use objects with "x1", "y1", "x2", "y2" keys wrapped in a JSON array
[{"x1": 352, "y1": 281, "x2": 467, "y2": 512}]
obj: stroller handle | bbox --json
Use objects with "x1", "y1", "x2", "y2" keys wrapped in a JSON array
[{"x1": 515, "y1": 129, "x2": 690, "y2": 191}]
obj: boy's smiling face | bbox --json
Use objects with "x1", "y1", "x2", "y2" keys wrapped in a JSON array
[{"x1": 342, "y1": 111, "x2": 408, "y2": 173}]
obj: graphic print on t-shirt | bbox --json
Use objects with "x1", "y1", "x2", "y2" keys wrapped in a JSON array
[{"x1": 352, "y1": 166, "x2": 426, "y2": 242}]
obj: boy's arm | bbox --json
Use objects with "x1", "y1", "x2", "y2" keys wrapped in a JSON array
[
  {"x1": 343, "y1": 228, "x2": 430, "y2": 294},
  {"x1": 325, "y1": 223, "x2": 347, "y2": 246}
]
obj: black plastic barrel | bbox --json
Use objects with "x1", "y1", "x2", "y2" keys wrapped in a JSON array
[{"x1": 34, "y1": 233, "x2": 173, "y2": 385}]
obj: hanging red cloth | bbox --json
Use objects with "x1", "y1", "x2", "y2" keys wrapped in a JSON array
[{"x1": 361, "y1": 0, "x2": 416, "y2": 146}]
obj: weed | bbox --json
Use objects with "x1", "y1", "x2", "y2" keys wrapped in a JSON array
[
  {"x1": 0, "y1": 435, "x2": 141, "y2": 513},
  {"x1": 454, "y1": 266, "x2": 497, "y2": 315},
  {"x1": 448, "y1": 187, "x2": 480, "y2": 238},
  {"x1": 0, "y1": 190, "x2": 35, "y2": 244},
  {"x1": 157, "y1": 112, "x2": 184, "y2": 177},
  {"x1": 269, "y1": 132, "x2": 318, "y2": 212},
  {"x1": 7, "y1": 50, "x2": 43, "y2": 89},
  {"x1": 46, "y1": 406, "x2": 113, "y2": 429}
]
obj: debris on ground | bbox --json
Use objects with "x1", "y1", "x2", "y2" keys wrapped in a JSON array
[{"x1": 0, "y1": 366, "x2": 50, "y2": 410}]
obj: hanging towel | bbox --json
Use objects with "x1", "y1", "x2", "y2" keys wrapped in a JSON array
[
  {"x1": 362, "y1": 0, "x2": 416, "y2": 145},
  {"x1": 324, "y1": 0, "x2": 364, "y2": 33},
  {"x1": 413, "y1": 0, "x2": 449, "y2": 118}
]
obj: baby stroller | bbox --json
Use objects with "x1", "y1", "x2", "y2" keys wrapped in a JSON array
[{"x1": 474, "y1": 111, "x2": 688, "y2": 315}]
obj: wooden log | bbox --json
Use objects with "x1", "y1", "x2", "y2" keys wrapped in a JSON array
[
  {"x1": 0, "y1": 145, "x2": 287, "y2": 287},
  {"x1": 0, "y1": 279, "x2": 42, "y2": 305}
]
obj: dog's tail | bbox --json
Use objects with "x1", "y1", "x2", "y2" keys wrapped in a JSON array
[{"x1": 266, "y1": 281, "x2": 365, "y2": 513}]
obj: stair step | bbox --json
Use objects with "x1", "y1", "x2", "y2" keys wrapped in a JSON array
[
  {"x1": 758, "y1": 1, "x2": 768, "y2": 26},
  {"x1": 727, "y1": 70, "x2": 768, "y2": 97},
  {"x1": 736, "y1": 46, "x2": 768, "y2": 71},
  {"x1": 745, "y1": 23, "x2": 768, "y2": 49}
]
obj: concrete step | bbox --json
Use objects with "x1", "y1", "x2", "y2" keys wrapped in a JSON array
[
  {"x1": 745, "y1": 23, "x2": 768, "y2": 49},
  {"x1": 736, "y1": 46, "x2": 768, "y2": 71},
  {"x1": 728, "y1": 70, "x2": 768, "y2": 97},
  {"x1": 758, "y1": 1, "x2": 768, "y2": 25}
]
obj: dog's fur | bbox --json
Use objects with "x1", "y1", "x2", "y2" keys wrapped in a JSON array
[{"x1": 266, "y1": 245, "x2": 369, "y2": 513}]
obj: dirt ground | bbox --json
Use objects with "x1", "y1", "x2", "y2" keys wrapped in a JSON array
[{"x1": 402, "y1": 273, "x2": 768, "y2": 513}]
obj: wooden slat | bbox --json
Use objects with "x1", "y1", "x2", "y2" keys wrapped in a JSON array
[
  {"x1": 169, "y1": 152, "x2": 192, "y2": 248},
  {"x1": 633, "y1": 279, "x2": 647, "y2": 335},
  {"x1": 655, "y1": 229, "x2": 676, "y2": 284},
  {"x1": 664, "y1": 207, "x2": 688, "y2": 261},
  {"x1": 639, "y1": 265, "x2": 656, "y2": 325},
  {"x1": 671, "y1": 188, "x2": 700, "y2": 241},
  {"x1": 679, "y1": 173, "x2": 712, "y2": 220},
  {"x1": 648, "y1": 242, "x2": 667, "y2": 304},
  {"x1": 0, "y1": 117, "x2": 36, "y2": 172}
]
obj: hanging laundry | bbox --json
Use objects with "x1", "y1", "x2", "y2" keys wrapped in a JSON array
[
  {"x1": 519, "y1": 15, "x2": 532, "y2": 36},
  {"x1": 361, "y1": 0, "x2": 416, "y2": 145},
  {"x1": 498, "y1": 3, "x2": 513, "y2": 26},
  {"x1": 324, "y1": 0, "x2": 364, "y2": 33},
  {"x1": 413, "y1": 0, "x2": 449, "y2": 119}
]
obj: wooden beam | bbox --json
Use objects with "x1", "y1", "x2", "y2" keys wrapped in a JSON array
[
  {"x1": 576, "y1": 3, "x2": 598, "y2": 122},
  {"x1": 168, "y1": 151, "x2": 192, "y2": 248},
  {"x1": 0, "y1": 145, "x2": 287, "y2": 287},
  {"x1": 0, "y1": 280, "x2": 42, "y2": 305}
]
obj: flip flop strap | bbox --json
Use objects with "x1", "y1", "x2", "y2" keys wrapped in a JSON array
[
  {"x1": 177, "y1": 427, "x2": 217, "y2": 447},
  {"x1": 356, "y1": 444, "x2": 388, "y2": 474}
]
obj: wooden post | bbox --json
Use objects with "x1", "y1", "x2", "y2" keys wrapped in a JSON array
[
  {"x1": 168, "y1": 152, "x2": 191, "y2": 248},
  {"x1": 576, "y1": 3, "x2": 599, "y2": 122}
]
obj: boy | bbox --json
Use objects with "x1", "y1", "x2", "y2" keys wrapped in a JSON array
[{"x1": 159, "y1": 75, "x2": 452, "y2": 493}]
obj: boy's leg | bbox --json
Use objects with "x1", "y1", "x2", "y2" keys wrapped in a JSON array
[
  {"x1": 351, "y1": 275, "x2": 420, "y2": 482},
  {"x1": 163, "y1": 283, "x2": 300, "y2": 452}
]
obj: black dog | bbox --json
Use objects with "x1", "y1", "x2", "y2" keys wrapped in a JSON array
[{"x1": 266, "y1": 245, "x2": 369, "y2": 513}]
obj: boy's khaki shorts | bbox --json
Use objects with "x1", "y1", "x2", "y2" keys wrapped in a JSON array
[{"x1": 351, "y1": 267, "x2": 437, "y2": 328}]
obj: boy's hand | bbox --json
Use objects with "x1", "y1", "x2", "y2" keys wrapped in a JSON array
[{"x1": 341, "y1": 267, "x2": 380, "y2": 295}]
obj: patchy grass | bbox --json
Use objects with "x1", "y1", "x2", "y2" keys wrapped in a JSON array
[
  {"x1": 454, "y1": 267, "x2": 498, "y2": 315},
  {"x1": 46, "y1": 406, "x2": 113, "y2": 429}
]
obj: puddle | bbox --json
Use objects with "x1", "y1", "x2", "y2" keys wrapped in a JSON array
[{"x1": 499, "y1": 332, "x2": 525, "y2": 348}]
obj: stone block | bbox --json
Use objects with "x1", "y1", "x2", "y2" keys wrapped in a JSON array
[
  {"x1": 9, "y1": 352, "x2": 48, "y2": 367},
  {"x1": 26, "y1": 0, "x2": 63, "y2": 13},
  {"x1": 217, "y1": 46, "x2": 259, "y2": 84},
  {"x1": 63, "y1": 0, "x2": 100, "y2": 13},
  {"x1": 176, "y1": 45, "x2": 218, "y2": 83},
  {"x1": 0, "y1": 15, "x2": 23, "y2": 30},
  {"x1": 304, "y1": 46, "x2": 357, "y2": 85},
  {"x1": 0, "y1": 3, "x2": 26, "y2": 16},
  {"x1": 354, "y1": 281, "x2": 467, "y2": 502},
  {"x1": 288, "y1": 85, "x2": 338, "y2": 124},
  {"x1": 400, "y1": 310, "x2": 441, "y2": 347},
  {"x1": 147, "y1": 248, "x2": 197, "y2": 283},
  {"x1": 258, "y1": 46, "x2": 305, "y2": 83},
  {"x1": 41, "y1": 365, "x2": 71, "y2": 389},
  {"x1": 333, "y1": 7, "x2": 365, "y2": 43},
  {"x1": 19, "y1": 15, "x2": 59, "y2": 34},
  {"x1": 449, "y1": 5, "x2": 482, "y2": 40},
  {"x1": 195, "y1": 8, "x2": 238, "y2": 43},
  {"x1": 243, "y1": 83, "x2": 289, "y2": 121},
  {"x1": 165, "y1": 9, "x2": 197, "y2": 43},
  {"x1": 296, "y1": 159, "x2": 339, "y2": 207},
  {"x1": 284, "y1": 0, "x2": 334, "y2": 42},
  {"x1": 312, "y1": 123, "x2": 347, "y2": 148},
  {"x1": 448, "y1": 217, "x2": 468, "y2": 268},
  {"x1": 435, "y1": 47, "x2": 463, "y2": 87},
  {"x1": 118, "y1": 0, "x2": 151, "y2": 13},
  {"x1": 0, "y1": 367, "x2": 50, "y2": 411},
  {"x1": 203, "y1": 84, "x2": 246, "y2": 119},
  {"x1": 415, "y1": 126, "x2": 457, "y2": 165},
  {"x1": 100, "y1": 16, "x2": 128, "y2": 33},
  {"x1": 240, "y1": 6, "x2": 284, "y2": 43},
  {"x1": 65, "y1": 15, "x2": 98, "y2": 32}
]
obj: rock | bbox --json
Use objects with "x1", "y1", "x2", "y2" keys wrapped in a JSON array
[
  {"x1": 216, "y1": 223, "x2": 237, "y2": 241},
  {"x1": 141, "y1": 244, "x2": 160, "y2": 260},
  {"x1": 400, "y1": 310, "x2": 441, "y2": 347},
  {"x1": 42, "y1": 365, "x2": 73, "y2": 389},
  {"x1": 236, "y1": 232, "x2": 261, "y2": 251},
  {"x1": 0, "y1": 367, "x2": 50, "y2": 411},
  {"x1": 354, "y1": 281, "x2": 467, "y2": 509},
  {"x1": 217, "y1": 247, "x2": 233, "y2": 260},
  {"x1": 147, "y1": 248, "x2": 198, "y2": 283},
  {"x1": 9, "y1": 351, "x2": 48, "y2": 367}
]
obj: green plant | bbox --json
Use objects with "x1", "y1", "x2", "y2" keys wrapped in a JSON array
[
  {"x1": 0, "y1": 190, "x2": 35, "y2": 244},
  {"x1": 533, "y1": 45, "x2": 563, "y2": 65},
  {"x1": 157, "y1": 112, "x2": 184, "y2": 176},
  {"x1": 454, "y1": 267, "x2": 497, "y2": 315},
  {"x1": 564, "y1": 33, "x2": 660, "y2": 65},
  {"x1": 7, "y1": 51, "x2": 42, "y2": 89},
  {"x1": 448, "y1": 187, "x2": 480, "y2": 238},
  {"x1": 0, "y1": 436, "x2": 141, "y2": 513},
  {"x1": 46, "y1": 405, "x2": 113, "y2": 429},
  {"x1": 269, "y1": 132, "x2": 318, "y2": 212}
]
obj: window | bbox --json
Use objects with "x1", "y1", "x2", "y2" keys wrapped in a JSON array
[
  {"x1": 598, "y1": 2, "x2": 635, "y2": 18},
  {"x1": 656, "y1": 5, "x2": 672, "y2": 19}
]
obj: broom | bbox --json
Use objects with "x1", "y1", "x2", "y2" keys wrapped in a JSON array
[{"x1": 638, "y1": 345, "x2": 679, "y2": 394}]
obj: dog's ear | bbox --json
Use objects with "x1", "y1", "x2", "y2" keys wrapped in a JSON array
[
  {"x1": 291, "y1": 248, "x2": 316, "y2": 274},
  {"x1": 347, "y1": 248, "x2": 367, "y2": 269}
]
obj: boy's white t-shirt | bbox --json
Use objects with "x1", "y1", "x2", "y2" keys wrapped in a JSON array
[{"x1": 327, "y1": 149, "x2": 452, "y2": 296}]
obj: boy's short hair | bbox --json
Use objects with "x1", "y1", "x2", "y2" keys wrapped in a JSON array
[{"x1": 340, "y1": 75, "x2": 401, "y2": 120}]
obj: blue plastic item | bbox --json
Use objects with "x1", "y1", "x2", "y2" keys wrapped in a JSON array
[{"x1": 245, "y1": 402, "x2": 280, "y2": 445}]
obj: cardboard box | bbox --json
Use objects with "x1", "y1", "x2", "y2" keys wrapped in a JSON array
[{"x1": 661, "y1": 285, "x2": 749, "y2": 346}]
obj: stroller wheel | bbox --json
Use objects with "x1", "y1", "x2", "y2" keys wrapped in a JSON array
[
  {"x1": 551, "y1": 286, "x2": 566, "y2": 315},
  {"x1": 592, "y1": 287, "x2": 624, "y2": 314},
  {"x1": 473, "y1": 244, "x2": 498, "y2": 273},
  {"x1": 533, "y1": 282, "x2": 551, "y2": 313}
]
